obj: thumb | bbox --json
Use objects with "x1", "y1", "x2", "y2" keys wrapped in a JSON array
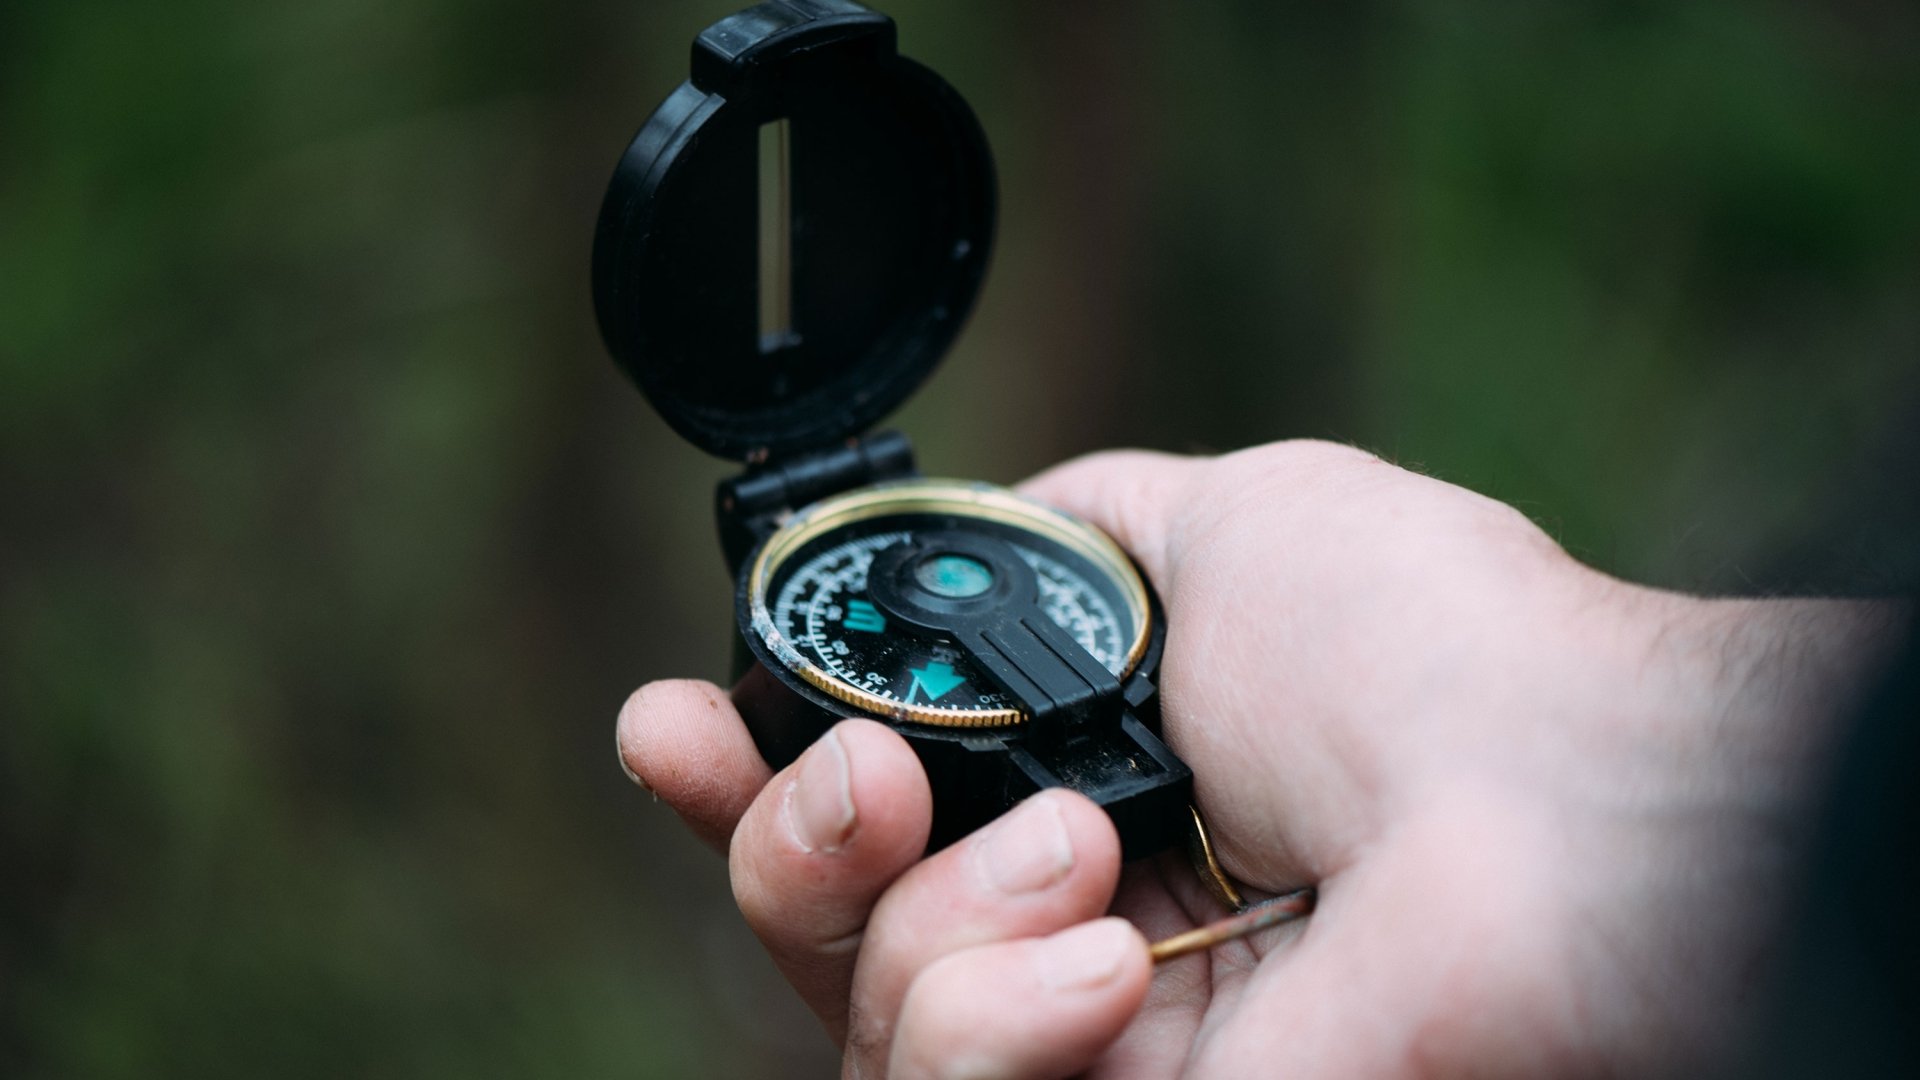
[{"x1": 1015, "y1": 450, "x2": 1207, "y2": 589}]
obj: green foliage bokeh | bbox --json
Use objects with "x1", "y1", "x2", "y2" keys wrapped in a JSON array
[{"x1": 2, "y1": 1, "x2": 1914, "y2": 1076}]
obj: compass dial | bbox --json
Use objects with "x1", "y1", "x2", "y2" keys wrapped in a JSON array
[{"x1": 745, "y1": 481, "x2": 1152, "y2": 728}]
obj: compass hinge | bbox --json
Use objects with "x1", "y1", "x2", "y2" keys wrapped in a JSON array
[{"x1": 715, "y1": 430, "x2": 918, "y2": 573}]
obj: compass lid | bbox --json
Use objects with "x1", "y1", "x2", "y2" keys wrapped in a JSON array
[{"x1": 593, "y1": 0, "x2": 997, "y2": 461}]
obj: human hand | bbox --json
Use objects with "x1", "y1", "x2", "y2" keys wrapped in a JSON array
[{"x1": 618, "y1": 441, "x2": 1900, "y2": 1077}]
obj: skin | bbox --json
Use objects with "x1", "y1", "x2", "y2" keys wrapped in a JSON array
[{"x1": 616, "y1": 441, "x2": 1904, "y2": 1079}]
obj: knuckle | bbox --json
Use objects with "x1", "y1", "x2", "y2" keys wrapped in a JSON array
[
  {"x1": 1057, "y1": 446, "x2": 1173, "y2": 477},
  {"x1": 1482, "y1": 499, "x2": 1550, "y2": 544},
  {"x1": 1108, "y1": 460, "x2": 1179, "y2": 527},
  {"x1": 1206, "y1": 439, "x2": 1388, "y2": 509},
  {"x1": 1172, "y1": 439, "x2": 1388, "y2": 552},
  {"x1": 1458, "y1": 491, "x2": 1570, "y2": 567},
  {"x1": 1235, "y1": 437, "x2": 1382, "y2": 479}
]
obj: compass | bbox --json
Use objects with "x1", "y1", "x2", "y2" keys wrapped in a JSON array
[
  {"x1": 593, "y1": 0, "x2": 1193, "y2": 857},
  {"x1": 733, "y1": 479, "x2": 1191, "y2": 853}
]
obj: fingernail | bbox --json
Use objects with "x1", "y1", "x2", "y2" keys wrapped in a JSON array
[
  {"x1": 614, "y1": 724, "x2": 657, "y2": 795},
  {"x1": 1038, "y1": 919, "x2": 1136, "y2": 991},
  {"x1": 978, "y1": 794, "x2": 1075, "y2": 894},
  {"x1": 785, "y1": 729, "x2": 856, "y2": 853}
]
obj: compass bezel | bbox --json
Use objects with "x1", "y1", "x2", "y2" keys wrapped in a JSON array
[{"x1": 742, "y1": 479, "x2": 1153, "y2": 728}]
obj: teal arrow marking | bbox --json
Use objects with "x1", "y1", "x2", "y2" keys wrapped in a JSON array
[
  {"x1": 907, "y1": 661, "x2": 967, "y2": 703},
  {"x1": 843, "y1": 599, "x2": 886, "y2": 634}
]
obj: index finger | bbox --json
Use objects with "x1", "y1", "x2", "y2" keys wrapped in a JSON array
[{"x1": 1014, "y1": 449, "x2": 1204, "y2": 588}]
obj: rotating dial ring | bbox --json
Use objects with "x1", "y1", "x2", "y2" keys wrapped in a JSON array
[{"x1": 744, "y1": 480, "x2": 1152, "y2": 728}]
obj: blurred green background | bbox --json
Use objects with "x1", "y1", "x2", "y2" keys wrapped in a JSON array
[{"x1": 3, "y1": 0, "x2": 1915, "y2": 1076}]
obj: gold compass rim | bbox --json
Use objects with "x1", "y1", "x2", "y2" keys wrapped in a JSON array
[{"x1": 744, "y1": 479, "x2": 1153, "y2": 729}]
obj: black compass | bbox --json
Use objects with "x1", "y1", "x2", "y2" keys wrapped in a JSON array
[{"x1": 593, "y1": 0, "x2": 1193, "y2": 857}]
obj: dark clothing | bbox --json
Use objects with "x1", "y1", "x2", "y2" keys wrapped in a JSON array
[{"x1": 1754, "y1": 611, "x2": 1920, "y2": 1077}]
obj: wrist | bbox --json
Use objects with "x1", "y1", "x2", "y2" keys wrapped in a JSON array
[
  {"x1": 1550, "y1": 582, "x2": 1908, "y2": 1071},
  {"x1": 1636, "y1": 591, "x2": 1909, "y2": 811}
]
